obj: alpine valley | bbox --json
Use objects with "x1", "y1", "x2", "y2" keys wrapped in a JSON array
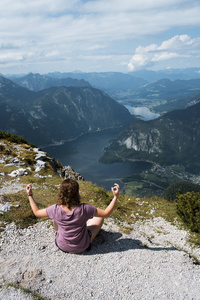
[
  {"x1": 0, "y1": 75, "x2": 133, "y2": 146},
  {"x1": 1, "y1": 68, "x2": 200, "y2": 197},
  {"x1": 100, "y1": 90, "x2": 200, "y2": 196}
]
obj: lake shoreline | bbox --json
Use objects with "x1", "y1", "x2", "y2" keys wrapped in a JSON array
[
  {"x1": 44, "y1": 128, "x2": 151, "y2": 191},
  {"x1": 41, "y1": 125, "x2": 125, "y2": 149}
]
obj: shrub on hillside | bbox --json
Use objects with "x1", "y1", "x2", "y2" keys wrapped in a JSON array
[
  {"x1": 175, "y1": 191, "x2": 200, "y2": 233},
  {"x1": 0, "y1": 145, "x2": 5, "y2": 152},
  {"x1": 0, "y1": 131, "x2": 35, "y2": 147},
  {"x1": 162, "y1": 181, "x2": 200, "y2": 201}
]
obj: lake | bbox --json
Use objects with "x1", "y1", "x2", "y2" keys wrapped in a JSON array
[
  {"x1": 44, "y1": 128, "x2": 151, "y2": 191},
  {"x1": 125, "y1": 105, "x2": 160, "y2": 120}
]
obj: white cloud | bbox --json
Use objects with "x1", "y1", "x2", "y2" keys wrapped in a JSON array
[
  {"x1": 45, "y1": 50, "x2": 60, "y2": 58},
  {"x1": 158, "y1": 35, "x2": 193, "y2": 50},
  {"x1": 152, "y1": 52, "x2": 180, "y2": 62},
  {"x1": 0, "y1": 52, "x2": 24, "y2": 64},
  {"x1": 128, "y1": 35, "x2": 200, "y2": 71},
  {"x1": 78, "y1": 54, "x2": 129, "y2": 60},
  {"x1": 81, "y1": 0, "x2": 190, "y2": 13},
  {"x1": 0, "y1": 1, "x2": 200, "y2": 73},
  {"x1": 1, "y1": 0, "x2": 80, "y2": 16},
  {"x1": 86, "y1": 44, "x2": 107, "y2": 51}
]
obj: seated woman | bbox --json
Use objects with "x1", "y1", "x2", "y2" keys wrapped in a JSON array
[{"x1": 26, "y1": 179, "x2": 120, "y2": 254}]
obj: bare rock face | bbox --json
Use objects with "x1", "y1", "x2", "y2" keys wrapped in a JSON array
[
  {"x1": 60, "y1": 165, "x2": 84, "y2": 181},
  {"x1": 100, "y1": 99, "x2": 200, "y2": 175},
  {"x1": 118, "y1": 128, "x2": 162, "y2": 153}
]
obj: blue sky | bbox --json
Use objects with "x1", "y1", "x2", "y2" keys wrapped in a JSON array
[{"x1": 0, "y1": 0, "x2": 200, "y2": 74}]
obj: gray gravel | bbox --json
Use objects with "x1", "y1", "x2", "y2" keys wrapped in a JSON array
[{"x1": 0, "y1": 219, "x2": 200, "y2": 300}]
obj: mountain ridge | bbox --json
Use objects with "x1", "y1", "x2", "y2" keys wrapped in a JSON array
[
  {"x1": 131, "y1": 67, "x2": 200, "y2": 81},
  {"x1": 128, "y1": 78, "x2": 200, "y2": 114},
  {"x1": 0, "y1": 76, "x2": 133, "y2": 146},
  {"x1": 45, "y1": 71, "x2": 148, "y2": 95},
  {"x1": 9, "y1": 73, "x2": 91, "y2": 92}
]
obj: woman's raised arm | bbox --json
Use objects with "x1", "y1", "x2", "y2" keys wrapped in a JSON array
[
  {"x1": 94, "y1": 183, "x2": 120, "y2": 218},
  {"x1": 26, "y1": 184, "x2": 48, "y2": 218}
]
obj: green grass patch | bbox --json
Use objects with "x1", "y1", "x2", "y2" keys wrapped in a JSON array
[
  {"x1": 188, "y1": 232, "x2": 200, "y2": 247},
  {"x1": 19, "y1": 150, "x2": 35, "y2": 166},
  {"x1": 4, "y1": 283, "x2": 47, "y2": 300},
  {"x1": 122, "y1": 169, "x2": 184, "y2": 198},
  {"x1": 1, "y1": 165, "x2": 19, "y2": 174},
  {"x1": 0, "y1": 192, "x2": 40, "y2": 229}
]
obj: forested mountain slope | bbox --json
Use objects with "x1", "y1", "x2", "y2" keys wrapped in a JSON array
[
  {"x1": 0, "y1": 76, "x2": 132, "y2": 146},
  {"x1": 100, "y1": 94, "x2": 200, "y2": 173}
]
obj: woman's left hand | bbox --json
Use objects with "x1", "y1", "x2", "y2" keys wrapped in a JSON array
[{"x1": 111, "y1": 183, "x2": 120, "y2": 198}]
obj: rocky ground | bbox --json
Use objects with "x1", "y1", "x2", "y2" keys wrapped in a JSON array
[{"x1": 0, "y1": 180, "x2": 200, "y2": 300}]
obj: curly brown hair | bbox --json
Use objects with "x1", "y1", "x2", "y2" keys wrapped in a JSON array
[{"x1": 58, "y1": 179, "x2": 80, "y2": 209}]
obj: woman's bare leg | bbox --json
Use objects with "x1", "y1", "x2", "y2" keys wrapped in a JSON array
[
  {"x1": 87, "y1": 217, "x2": 104, "y2": 243},
  {"x1": 53, "y1": 220, "x2": 58, "y2": 232}
]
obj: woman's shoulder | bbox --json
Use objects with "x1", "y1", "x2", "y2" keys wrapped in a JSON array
[
  {"x1": 74, "y1": 203, "x2": 94, "y2": 210},
  {"x1": 80, "y1": 203, "x2": 96, "y2": 213},
  {"x1": 48, "y1": 203, "x2": 59, "y2": 209},
  {"x1": 79, "y1": 202, "x2": 93, "y2": 208},
  {"x1": 46, "y1": 204, "x2": 60, "y2": 213},
  {"x1": 46, "y1": 204, "x2": 60, "y2": 218}
]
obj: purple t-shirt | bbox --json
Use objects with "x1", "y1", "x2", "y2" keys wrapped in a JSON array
[{"x1": 46, "y1": 203, "x2": 96, "y2": 253}]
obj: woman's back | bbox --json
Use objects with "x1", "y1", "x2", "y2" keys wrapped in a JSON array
[
  {"x1": 26, "y1": 179, "x2": 119, "y2": 254},
  {"x1": 46, "y1": 203, "x2": 96, "y2": 253}
]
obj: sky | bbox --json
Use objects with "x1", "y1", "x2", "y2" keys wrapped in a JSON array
[{"x1": 0, "y1": 0, "x2": 200, "y2": 75}]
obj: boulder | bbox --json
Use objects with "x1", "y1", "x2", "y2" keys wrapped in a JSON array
[
  {"x1": 34, "y1": 166, "x2": 42, "y2": 172},
  {"x1": 36, "y1": 160, "x2": 46, "y2": 168},
  {"x1": 0, "y1": 203, "x2": 12, "y2": 214},
  {"x1": 8, "y1": 168, "x2": 28, "y2": 177},
  {"x1": 61, "y1": 166, "x2": 84, "y2": 181},
  {"x1": 35, "y1": 153, "x2": 47, "y2": 161}
]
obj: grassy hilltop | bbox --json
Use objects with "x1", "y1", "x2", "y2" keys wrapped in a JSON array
[{"x1": 0, "y1": 132, "x2": 199, "y2": 249}]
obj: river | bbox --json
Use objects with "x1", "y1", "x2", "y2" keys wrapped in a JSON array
[{"x1": 44, "y1": 128, "x2": 151, "y2": 191}]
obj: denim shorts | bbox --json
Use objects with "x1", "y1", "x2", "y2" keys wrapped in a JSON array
[{"x1": 87, "y1": 230, "x2": 92, "y2": 251}]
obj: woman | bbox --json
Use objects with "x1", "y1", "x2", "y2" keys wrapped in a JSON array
[{"x1": 26, "y1": 179, "x2": 120, "y2": 254}]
